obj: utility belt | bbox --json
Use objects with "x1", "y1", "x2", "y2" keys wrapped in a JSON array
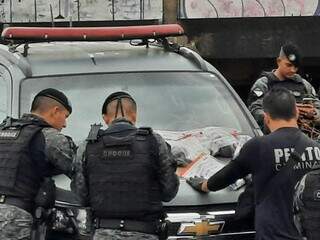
[
  {"x1": 94, "y1": 218, "x2": 167, "y2": 237},
  {"x1": 0, "y1": 194, "x2": 33, "y2": 213}
]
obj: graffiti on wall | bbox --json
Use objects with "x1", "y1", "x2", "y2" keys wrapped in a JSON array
[
  {"x1": 1, "y1": 0, "x2": 319, "y2": 23},
  {"x1": 180, "y1": 0, "x2": 320, "y2": 18},
  {"x1": 0, "y1": 0, "x2": 162, "y2": 23}
]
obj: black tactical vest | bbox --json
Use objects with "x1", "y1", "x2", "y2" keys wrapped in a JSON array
[
  {"x1": 294, "y1": 169, "x2": 320, "y2": 239},
  {"x1": 86, "y1": 123, "x2": 163, "y2": 221},
  {"x1": 0, "y1": 118, "x2": 48, "y2": 200},
  {"x1": 265, "y1": 72, "x2": 307, "y2": 102}
]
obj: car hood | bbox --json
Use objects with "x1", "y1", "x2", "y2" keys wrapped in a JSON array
[
  {"x1": 55, "y1": 126, "x2": 248, "y2": 207},
  {"x1": 165, "y1": 178, "x2": 243, "y2": 207},
  {"x1": 54, "y1": 175, "x2": 243, "y2": 207}
]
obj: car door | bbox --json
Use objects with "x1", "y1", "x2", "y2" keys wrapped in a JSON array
[{"x1": 0, "y1": 65, "x2": 10, "y2": 121}]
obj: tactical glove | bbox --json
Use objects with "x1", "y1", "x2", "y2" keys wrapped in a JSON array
[{"x1": 187, "y1": 176, "x2": 207, "y2": 193}]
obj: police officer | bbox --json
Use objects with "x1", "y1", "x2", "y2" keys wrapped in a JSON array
[
  {"x1": 247, "y1": 43, "x2": 320, "y2": 130},
  {"x1": 71, "y1": 91, "x2": 179, "y2": 240},
  {"x1": 188, "y1": 88, "x2": 320, "y2": 240},
  {"x1": 0, "y1": 88, "x2": 75, "y2": 240}
]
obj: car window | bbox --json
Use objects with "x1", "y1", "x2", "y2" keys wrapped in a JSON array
[
  {"x1": 0, "y1": 68, "x2": 8, "y2": 121},
  {"x1": 20, "y1": 72, "x2": 253, "y2": 142}
]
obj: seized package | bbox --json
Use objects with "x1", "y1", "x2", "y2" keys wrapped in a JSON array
[{"x1": 157, "y1": 127, "x2": 251, "y2": 183}]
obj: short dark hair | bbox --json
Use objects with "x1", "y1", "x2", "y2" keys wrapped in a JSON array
[
  {"x1": 263, "y1": 87, "x2": 297, "y2": 120},
  {"x1": 31, "y1": 95, "x2": 63, "y2": 113}
]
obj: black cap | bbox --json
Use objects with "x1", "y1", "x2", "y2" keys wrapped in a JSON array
[
  {"x1": 279, "y1": 43, "x2": 301, "y2": 67},
  {"x1": 102, "y1": 91, "x2": 135, "y2": 114},
  {"x1": 34, "y1": 88, "x2": 72, "y2": 113}
]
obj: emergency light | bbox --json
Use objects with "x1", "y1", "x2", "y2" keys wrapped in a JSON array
[{"x1": 1, "y1": 24, "x2": 184, "y2": 41}]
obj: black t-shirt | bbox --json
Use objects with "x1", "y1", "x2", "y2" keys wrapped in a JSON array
[{"x1": 207, "y1": 127, "x2": 320, "y2": 240}]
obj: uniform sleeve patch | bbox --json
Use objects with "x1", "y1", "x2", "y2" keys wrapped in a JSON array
[{"x1": 253, "y1": 88, "x2": 264, "y2": 98}]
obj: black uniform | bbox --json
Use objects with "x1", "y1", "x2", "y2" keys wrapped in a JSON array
[
  {"x1": 247, "y1": 72, "x2": 320, "y2": 129},
  {"x1": 207, "y1": 127, "x2": 320, "y2": 240},
  {"x1": 72, "y1": 119, "x2": 179, "y2": 239}
]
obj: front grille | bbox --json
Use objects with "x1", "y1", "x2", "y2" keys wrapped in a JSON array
[{"x1": 165, "y1": 205, "x2": 255, "y2": 239}]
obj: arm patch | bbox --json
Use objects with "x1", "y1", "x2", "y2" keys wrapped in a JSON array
[{"x1": 253, "y1": 88, "x2": 264, "y2": 98}]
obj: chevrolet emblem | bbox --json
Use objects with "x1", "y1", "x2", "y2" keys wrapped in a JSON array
[{"x1": 178, "y1": 220, "x2": 225, "y2": 236}]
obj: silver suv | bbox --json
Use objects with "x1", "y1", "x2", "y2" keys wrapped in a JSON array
[{"x1": 0, "y1": 24, "x2": 260, "y2": 239}]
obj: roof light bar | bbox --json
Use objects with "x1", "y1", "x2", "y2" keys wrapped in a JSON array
[{"x1": 1, "y1": 24, "x2": 184, "y2": 41}]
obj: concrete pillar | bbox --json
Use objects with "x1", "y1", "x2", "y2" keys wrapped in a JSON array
[
  {"x1": 162, "y1": 0, "x2": 197, "y2": 51},
  {"x1": 162, "y1": 0, "x2": 178, "y2": 24}
]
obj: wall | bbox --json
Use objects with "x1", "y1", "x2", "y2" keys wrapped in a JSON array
[
  {"x1": 1, "y1": 1, "x2": 319, "y2": 23},
  {"x1": 0, "y1": 0, "x2": 162, "y2": 22},
  {"x1": 180, "y1": 0, "x2": 320, "y2": 18}
]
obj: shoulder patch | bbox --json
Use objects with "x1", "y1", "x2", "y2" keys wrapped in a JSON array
[
  {"x1": 253, "y1": 88, "x2": 264, "y2": 98},
  {"x1": 292, "y1": 91, "x2": 301, "y2": 97}
]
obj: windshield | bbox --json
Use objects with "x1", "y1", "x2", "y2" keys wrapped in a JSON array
[{"x1": 20, "y1": 72, "x2": 253, "y2": 142}]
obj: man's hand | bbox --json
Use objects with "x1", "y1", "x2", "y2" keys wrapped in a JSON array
[{"x1": 187, "y1": 176, "x2": 208, "y2": 193}]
